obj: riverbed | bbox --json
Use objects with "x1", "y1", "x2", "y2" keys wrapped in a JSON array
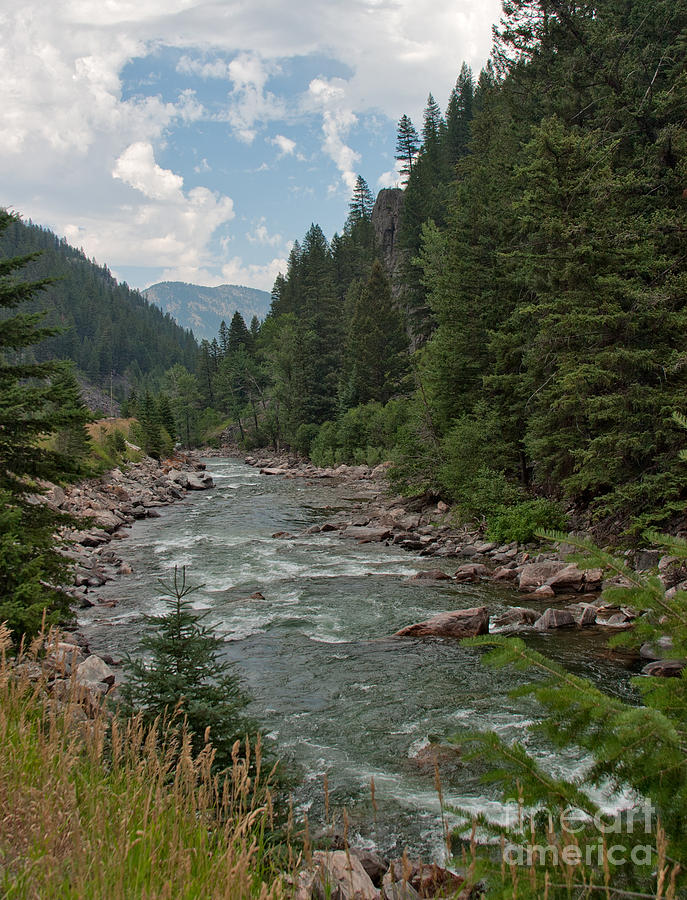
[{"x1": 80, "y1": 456, "x2": 638, "y2": 858}]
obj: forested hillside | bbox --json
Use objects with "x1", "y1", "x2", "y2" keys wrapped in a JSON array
[
  {"x1": 191, "y1": 0, "x2": 687, "y2": 537},
  {"x1": 0, "y1": 218, "x2": 198, "y2": 388},
  {"x1": 143, "y1": 281, "x2": 271, "y2": 340},
  {"x1": 6, "y1": 0, "x2": 684, "y2": 538}
]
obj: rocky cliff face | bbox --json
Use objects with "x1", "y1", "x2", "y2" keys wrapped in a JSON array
[{"x1": 371, "y1": 188, "x2": 404, "y2": 295}]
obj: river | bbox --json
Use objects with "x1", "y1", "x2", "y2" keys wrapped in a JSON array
[{"x1": 80, "y1": 456, "x2": 638, "y2": 858}]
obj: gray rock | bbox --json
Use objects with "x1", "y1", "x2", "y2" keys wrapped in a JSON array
[
  {"x1": 640, "y1": 636, "x2": 673, "y2": 660},
  {"x1": 642, "y1": 659, "x2": 686, "y2": 677},
  {"x1": 310, "y1": 851, "x2": 379, "y2": 900},
  {"x1": 492, "y1": 607, "x2": 539, "y2": 628},
  {"x1": 546, "y1": 564, "x2": 585, "y2": 592},
  {"x1": 75, "y1": 655, "x2": 116, "y2": 689},
  {"x1": 395, "y1": 606, "x2": 489, "y2": 639},
  {"x1": 382, "y1": 882, "x2": 419, "y2": 900},
  {"x1": 518, "y1": 561, "x2": 568, "y2": 591},
  {"x1": 344, "y1": 525, "x2": 391, "y2": 543},
  {"x1": 408, "y1": 569, "x2": 452, "y2": 581},
  {"x1": 454, "y1": 563, "x2": 489, "y2": 583},
  {"x1": 351, "y1": 849, "x2": 389, "y2": 887},
  {"x1": 533, "y1": 608, "x2": 576, "y2": 631}
]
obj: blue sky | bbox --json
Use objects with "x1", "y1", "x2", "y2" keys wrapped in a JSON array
[{"x1": 0, "y1": 0, "x2": 502, "y2": 292}]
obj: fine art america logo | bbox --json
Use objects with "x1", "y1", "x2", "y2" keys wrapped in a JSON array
[{"x1": 502, "y1": 801, "x2": 656, "y2": 868}]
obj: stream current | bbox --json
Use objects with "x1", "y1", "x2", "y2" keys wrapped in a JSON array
[{"x1": 80, "y1": 456, "x2": 638, "y2": 858}]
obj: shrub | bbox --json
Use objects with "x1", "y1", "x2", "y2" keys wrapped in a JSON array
[
  {"x1": 294, "y1": 423, "x2": 320, "y2": 457},
  {"x1": 486, "y1": 498, "x2": 567, "y2": 544}
]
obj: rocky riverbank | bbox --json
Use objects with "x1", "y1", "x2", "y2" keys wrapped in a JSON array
[
  {"x1": 42, "y1": 453, "x2": 214, "y2": 645},
  {"x1": 234, "y1": 450, "x2": 687, "y2": 671}
]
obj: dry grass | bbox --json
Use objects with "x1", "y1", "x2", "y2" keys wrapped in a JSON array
[
  {"x1": 0, "y1": 627, "x2": 286, "y2": 899},
  {"x1": 85, "y1": 418, "x2": 137, "y2": 441}
]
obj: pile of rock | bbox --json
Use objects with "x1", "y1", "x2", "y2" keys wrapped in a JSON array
[
  {"x1": 294, "y1": 849, "x2": 477, "y2": 900},
  {"x1": 13, "y1": 635, "x2": 120, "y2": 724},
  {"x1": 43, "y1": 453, "x2": 213, "y2": 611}
]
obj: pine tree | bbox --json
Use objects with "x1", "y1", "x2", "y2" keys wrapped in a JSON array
[
  {"x1": 344, "y1": 261, "x2": 407, "y2": 405},
  {"x1": 0, "y1": 210, "x2": 91, "y2": 640},
  {"x1": 51, "y1": 367, "x2": 92, "y2": 461},
  {"x1": 445, "y1": 63, "x2": 474, "y2": 164},
  {"x1": 227, "y1": 311, "x2": 252, "y2": 354},
  {"x1": 395, "y1": 114, "x2": 421, "y2": 184},
  {"x1": 347, "y1": 175, "x2": 375, "y2": 225},
  {"x1": 157, "y1": 393, "x2": 177, "y2": 442},
  {"x1": 121, "y1": 567, "x2": 253, "y2": 771}
]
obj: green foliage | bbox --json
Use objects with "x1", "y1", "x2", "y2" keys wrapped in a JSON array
[
  {"x1": 436, "y1": 407, "x2": 520, "y2": 517},
  {"x1": 486, "y1": 498, "x2": 567, "y2": 544},
  {"x1": 0, "y1": 210, "x2": 94, "y2": 641},
  {"x1": 293, "y1": 423, "x2": 320, "y2": 457},
  {"x1": 121, "y1": 568, "x2": 256, "y2": 772},
  {"x1": 0, "y1": 215, "x2": 197, "y2": 389},
  {"x1": 452, "y1": 528, "x2": 687, "y2": 895},
  {"x1": 309, "y1": 400, "x2": 410, "y2": 467}
]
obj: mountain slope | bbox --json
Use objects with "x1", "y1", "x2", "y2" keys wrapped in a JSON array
[
  {"x1": 143, "y1": 281, "x2": 271, "y2": 340},
  {"x1": 0, "y1": 217, "x2": 198, "y2": 386}
]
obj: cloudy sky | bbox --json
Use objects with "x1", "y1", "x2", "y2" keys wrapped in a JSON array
[{"x1": 0, "y1": 0, "x2": 502, "y2": 292}]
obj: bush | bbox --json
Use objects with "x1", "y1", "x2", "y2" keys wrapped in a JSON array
[
  {"x1": 486, "y1": 498, "x2": 567, "y2": 544},
  {"x1": 294, "y1": 423, "x2": 320, "y2": 456},
  {"x1": 437, "y1": 405, "x2": 520, "y2": 517}
]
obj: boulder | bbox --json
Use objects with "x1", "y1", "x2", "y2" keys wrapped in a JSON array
[
  {"x1": 518, "y1": 561, "x2": 567, "y2": 591},
  {"x1": 186, "y1": 472, "x2": 214, "y2": 490},
  {"x1": 167, "y1": 469, "x2": 188, "y2": 487},
  {"x1": 533, "y1": 608, "x2": 576, "y2": 631},
  {"x1": 640, "y1": 636, "x2": 673, "y2": 660},
  {"x1": 584, "y1": 568, "x2": 604, "y2": 589},
  {"x1": 395, "y1": 606, "x2": 489, "y2": 639},
  {"x1": 382, "y1": 883, "x2": 419, "y2": 900},
  {"x1": 350, "y1": 850, "x2": 389, "y2": 887},
  {"x1": 310, "y1": 851, "x2": 378, "y2": 900},
  {"x1": 642, "y1": 659, "x2": 686, "y2": 678},
  {"x1": 75, "y1": 655, "x2": 116, "y2": 689},
  {"x1": 491, "y1": 566, "x2": 517, "y2": 582},
  {"x1": 545, "y1": 564, "x2": 585, "y2": 592},
  {"x1": 577, "y1": 604, "x2": 598, "y2": 627},
  {"x1": 408, "y1": 569, "x2": 452, "y2": 582},
  {"x1": 454, "y1": 563, "x2": 489, "y2": 583},
  {"x1": 533, "y1": 584, "x2": 556, "y2": 599},
  {"x1": 344, "y1": 525, "x2": 391, "y2": 543},
  {"x1": 492, "y1": 607, "x2": 539, "y2": 628},
  {"x1": 472, "y1": 540, "x2": 497, "y2": 554},
  {"x1": 383, "y1": 860, "x2": 464, "y2": 899}
]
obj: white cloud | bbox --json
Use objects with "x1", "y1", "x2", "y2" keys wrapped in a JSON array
[
  {"x1": 221, "y1": 255, "x2": 288, "y2": 291},
  {"x1": 60, "y1": 143, "x2": 236, "y2": 273},
  {"x1": 270, "y1": 134, "x2": 296, "y2": 156},
  {"x1": 377, "y1": 159, "x2": 404, "y2": 189},
  {"x1": 0, "y1": 0, "x2": 500, "y2": 288},
  {"x1": 222, "y1": 52, "x2": 284, "y2": 144},
  {"x1": 246, "y1": 218, "x2": 282, "y2": 247},
  {"x1": 177, "y1": 54, "x2": 232, "y2": 79},
  {"x1": 113, "y1": 142, "x2": 184, "y2": 201},
  {"x1": 307, "y1": 77, "x2": 360, "y2": 191}
]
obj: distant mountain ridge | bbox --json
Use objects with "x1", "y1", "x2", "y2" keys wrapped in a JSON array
[{"x1": 143, "y1": 281, "x2": 271, "y2": 340}]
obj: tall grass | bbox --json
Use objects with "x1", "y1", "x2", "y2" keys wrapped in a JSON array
[{"x1": 0, "y1": 626, "x2": 285, "y2": 899}]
